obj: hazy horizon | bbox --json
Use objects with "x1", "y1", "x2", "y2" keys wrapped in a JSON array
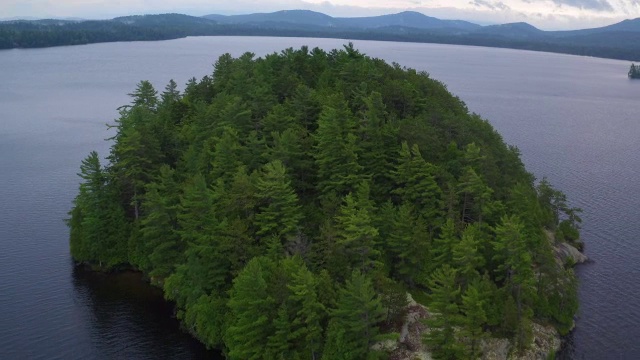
[{"x1": 3, "y1": 0, "x2": 640, "y2": 31}]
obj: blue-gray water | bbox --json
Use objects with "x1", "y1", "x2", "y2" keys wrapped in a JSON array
[{"x1": 1, "y1": 37, "x2": 639, "y2": 359}]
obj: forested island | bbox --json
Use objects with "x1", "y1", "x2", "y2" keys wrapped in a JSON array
[
  {"x1": 629, "y1": 63, "x2": 640, "y2": 78},
  {"x1": 3, "y1": 11, "x2": 640, "y2": 62},
  {"x1": 68, "y1": 45, "x2": 583, "y2": 359}
]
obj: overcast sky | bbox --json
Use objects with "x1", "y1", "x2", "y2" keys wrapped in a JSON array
[{"x1": 4, "y1": 0, "x2": 640, "y2": 30}]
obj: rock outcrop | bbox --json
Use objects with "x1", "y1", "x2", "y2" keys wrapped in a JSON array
[
  {"x1": 544, "y1": 229, "x2": 588, "y2": 266},
  {"x1": 554, "y1": 242, "x2": 588, "y2": 265},
  {"x1": 376, "y1": 293, "x2": 562, "y2": 360},
  {"x1": 481, "y1": 323, "x2": 561, "y2": 360}
]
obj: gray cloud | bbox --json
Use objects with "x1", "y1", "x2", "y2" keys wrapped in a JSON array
[
  {"x1": 469, "y1": 0, "x2": 511, "y2": 11},
  {"x1": 549, "y1": 0, "x2": 614, "y2": 12}
]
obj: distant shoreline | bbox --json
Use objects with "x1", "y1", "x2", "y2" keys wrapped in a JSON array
[{"x1": 2, "y1": 12, "x2": 640, "y2": 61}]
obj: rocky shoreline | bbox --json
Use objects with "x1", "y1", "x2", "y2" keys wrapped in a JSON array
[{"x1": 376, "y1": 235, "x2": 587, "y2": 360}]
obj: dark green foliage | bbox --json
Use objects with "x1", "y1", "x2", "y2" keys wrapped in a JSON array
[
  {"x1": 68, "y1": 151, "x2": 129, "y2": 267},
  {"x1": 254, "y1": 160, "x2": 303, "y2": 239},
  {"x1": 323, "y1": 270, "x2": 386, "y2": 360},
  {"x1": 629, "y1": 63, "x2": 640, "y2": 79},
  {"x1": 424, "y1": 265, "x2": 465, "y2": 360},
  {"x1": 460, "y1": 282, "x2": 488, "y2": 358},
  {"x1": 67, "y1": 46, "x2": 580, "y2": 357},
  {"x1": 225, "y1": 257, "x2": 275, "y2": 360},
  {"x1": 493, "y1": 215, "x2": 536, "y2": 350}
]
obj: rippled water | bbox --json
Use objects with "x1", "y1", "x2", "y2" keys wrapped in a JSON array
[{"x1": 1, "y1": 37, "x2": 638, "y2": 359}]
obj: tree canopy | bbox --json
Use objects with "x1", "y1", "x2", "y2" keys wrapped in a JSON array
[
  {"x1": 68, "y1": 45, "x2": 580, "y2": 359},
  {"x1": 629, "y1": 63, "x2": 640, "y2": 79}
]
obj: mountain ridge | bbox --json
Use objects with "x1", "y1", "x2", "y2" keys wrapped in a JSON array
[{"x1": 1, "y1": 11, "x2": 640, "y2": 61}]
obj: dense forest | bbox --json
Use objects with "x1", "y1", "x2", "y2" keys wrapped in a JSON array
[
  {"x1": 629, "y1": 63, "x2": 640, "y2": 78},
  {"x1": 68, "y1": 45, "x2": 581, "y2": 359},
  {"x1": 3, "y1": 12, "x2": 640, "y2": 62}
]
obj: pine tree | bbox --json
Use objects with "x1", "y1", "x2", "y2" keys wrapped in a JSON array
[
  {"x1": 388, "y1": 203, "x2": 431, "y2": 286},
  {"x1": 323, "y1": 270, "x2": 385, "y2": 360},
  {"x1": 68, "y1": 151, "x2": 129, "y2": 267},
  {"x1": 128, "y1": 80, "x2": 158, "y2": 110},
  {"x1": 209, "y1": 127, "x2": 248, "y2": 185},
  {"x1": 225, "y1": 257, "x2": 276, "y2": 360},
  {"x1": 314, "y1": 102, "x2": 364, "y2": 200},
  {"x1": 460, "y1": 282, "x2": 488, "y2": 359},
  {"x1": 356, "y1": 91, "x2": 398, "y2": 201},
  {"x1": 393, "y1": 142, "x2": 443, "y2": 229},
  {"x1": 457, "y1": 166, "x2": 492, "y2": 225},
  {"x1": 452, "y1": 224, "x2": 485, "y2": 287},
  {"x1": 287, "y1": 263, "x2": 326, "y2": 360},
  {"x1": 431, "y1": 218, "x2": 458, "y2": 274},
  {"x1": 254, "y1": 160, "x2": 303, "y2": 239},
  {"x1": 424, "y1": 265, "x2": 465, "y2": 360},
  {"x1": 139, "y1": 165, "x2": 182, "y2": 278},
  {"x1": 176, "y1": 173, "x2": 214, "y2": 245},
  {"x1": 493, "y1": 215, "x2": 536, "y2": 350},
  {"x1": 334, "y1": 183, "x2": 380, "y2": 273}
]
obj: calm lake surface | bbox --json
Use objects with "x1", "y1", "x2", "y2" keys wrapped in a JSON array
[{"x1": 1, "y1": 36, "x2": 639, "y2": 359}]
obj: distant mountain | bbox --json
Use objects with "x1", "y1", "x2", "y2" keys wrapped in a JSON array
[
  {"x1": 114, "y1": 13, "x2": 216, "y2": 27},
  {"x1": 475, "y1": 22, "x2": 545, "y2": 39},
  {"x1": 203, "y1": 10, "x2": 479, "y2": 31},
  {"x1": 551, "y1": 17, "x2": 640, "y2": 37},
  {"x1": 203, "y1": 10, "x2": 336, "y2": 27},
  {"x1": 597, "y1": 17, "x2": 640, "y2": 32},
  {"x1": 2, "y1": 10, "x2": 640, "y2": 61},
  {"x1": 337, "y1": 11, "x2": 480, "y2": 31}
]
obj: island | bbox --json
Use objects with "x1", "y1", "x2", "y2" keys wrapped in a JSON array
[
  {"x1": 630, "y1": 63, "x2": 640, "y2": 78},
  {"x1": 68, "y1": 45, "x2": 583, "y2": 359}
]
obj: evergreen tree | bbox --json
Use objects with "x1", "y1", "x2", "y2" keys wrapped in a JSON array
[
  {"x1": 457, "y1": 166, "x2": 492, "y2": 225},
  {"x1": 460, "y1": 282, "x2": 488, "y2": 359},
  {"x1": 138, "y1": 165, "x2": 181, "y2": 278},
  {"x1": 493, "y1": 215, "x2": 536, "y2": 350},
  {"x1": 128, "y1": 80, "x2": 158, "y2": 110},
  {"x1": 431, "y1": 218, "x2": 458, "y2": 273},
  {"x1": 323, "y1": 270, "x2": 385, "y2": 360},
  {"x1": 287, "y1": 262, "x2": 326, "y2": 360},
  {"x1": 225, "y1": 257, "x2": 276, "y2": 360},
  {"x1": 452, "y1": 224, "x2": 485, "y2": 287},
  {"x1": 334, "y1": 183, "x2": 380, "y2": 273},
  {"x1": 209, "y1": 127, "x2": 247, "y2": 184},
  {"x1": 68, "y1": 151, "x2": 129, "y2": 267},
  {"x1": 254, "y1": 160, "x2": 303, "y2": 239},
  {"x1": 393, "y1": 142, "x2": 443, "y2": 229},
  {"x1": 424, "y1": 265, "x2": 465, "y2": 360},
  {"x1": 388, "y1": 203, "x2": 431, "y2": 286},
  {"x1": 314, "y1": 101, "x2": 364, "y2": 200}
]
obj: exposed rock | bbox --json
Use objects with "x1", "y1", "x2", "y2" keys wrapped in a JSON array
[
  {"x1": 481, "y1": 337, "x2": 511, "y2": 360},
  {"x1": 554, "y1": 242, "x2": 588, "y2": 266},
  {"x1": 544, "y1": 229, "x2": 588, "y2": 266},
  {"x1": 382, "y1": 293, "x2": 561, "y2": 360},
  {"x1": 509, "y1": 323, "x2": 561, "y2": 360},
  {"x1": 480, "y1": 323, "x2": 561, "y2": 360},
  {"x1": 383, "y1": 293, "x2": 433, "y2": 360}
]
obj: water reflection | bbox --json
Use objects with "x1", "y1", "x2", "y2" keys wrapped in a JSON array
[{"x1": 71, "y1": 266, "x2": 218, "y2": 359}]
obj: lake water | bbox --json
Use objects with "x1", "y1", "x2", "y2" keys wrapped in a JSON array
[{"x1": 1, "y1": 36, "x2": 638, "y2": 359}]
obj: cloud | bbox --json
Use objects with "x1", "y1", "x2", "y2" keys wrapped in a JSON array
[
  {"x1": 550, "y1": 0, "x2": 614, "y2": 12},
  {"x1": 469, "y1": 0, "x2": 511, "y2": 11},
  {"x1": 1, "y1": 0, "x2": 639, "y2": 30}
]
